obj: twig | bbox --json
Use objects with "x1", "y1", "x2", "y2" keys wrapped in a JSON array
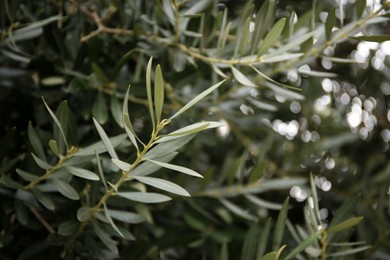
[{"x1": 28, "y1": 206, "x2": 55, "y2": 234}]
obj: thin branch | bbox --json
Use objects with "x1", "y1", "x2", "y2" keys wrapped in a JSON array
[{"x1": 28, "y1": 206, "x2": 55, "y2": 234}]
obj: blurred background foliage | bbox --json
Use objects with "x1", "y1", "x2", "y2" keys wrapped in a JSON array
[{"x1": 1, "y1": 0, "x2": 390, "y2": 259}]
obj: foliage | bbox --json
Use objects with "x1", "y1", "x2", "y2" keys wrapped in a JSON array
[{"x1": 1, "y1": 0, "x2": 390, "y2": 259}]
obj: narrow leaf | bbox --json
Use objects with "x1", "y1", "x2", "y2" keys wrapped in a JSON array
[
  {"x1": 107, "y1": 209, "x2": 145, "y2": 224},
  {"x1": 220, "y1": 198, "x2": 257, "y2": 221},
  {"x1": 252, "y1": 66, "x2": 301, "y2": 91},
  {"x1": 238, "y1": 17, "x2": 251, "y2": 57},
  {"x1": 33, "y1": 188, "x2": 55, "y2": 211},
  {"x1": 31, "y1": 153, "x2": 52, "y2": 170},
  {"x1": 16, "y1": 169, "x2": 38, "y2": 182},
  {"x1": 111, "y1": 159, "x2": 131, "y2": 171},
  {"x1": 111, "y1": 94, "x2": 123, "y2": 127},
  {"x1": 146, "y1": 158, "x2": 203, "y2": 178},
  {"x1": 146, "y1": 57, "x2": 155, "y2": 129},
  {"x1": 116, "y1": 192, "x2": 172, "y2": 203},
  {"x1": 93, "y1": 222, "x2": 118, "y2": 255},
  {"x1": 28, "y1": 122, "x2": 46, "y2": 161},
  {"x1": 273, "y1": 197, "x2": 289, "y2": 250},
  {"x1": 74, "y1": 134, "x2": 127, "y2": 157},
  {"x1": 48, "y1": 139, "x2": 60, "y2": 158},
  {"x1": 231, "y1": 66, "x2": 256, "y2": 87},
  {"x1": 66, "y1": 166, "x2": 99, "y2": 181},
  {"x1": 77, "y1": 207, "x2": 91, "y2": 222},
  {"x1": 95, "y1": 151, "x2": 107, "y2": 190},
  {"x1": 124, "y1": 113, "x2": 139, "y2": 151},
  {"x1": 270, "y1": 32, "x2": 314, "y2": 57},
  {"x1": 258, "y1": 18, "x2": 286, "y2": 56},
  {"x1": 257, "y1": 218, "x2": 272, "y2": 258},
  {"x1": 133, "y1": 176, "x2": 191, "y2": 197},
  {"x1": 325, "y1": 7, "x2": 336, "y2": 41},
  {"x1": 154, "y1": 65, "x2": 164, "y2": 123},
  {"x1": 156, "y1": 121, "x2": 224, "y2": 143},
  {"x1": 144, "y1": 134, "x2": 195, "y2": 159},
  {"x1": 131, "y1": 152, "x2": 178, "y2": 177},
  {"x1": 103, "y1": 204, "x2": 124, "y2": 238},
  {"x1": 43, "y1": 98, "x2": 69, "y2": 149},
  {"x1": 92, "y1": 62, "x2": 109, "y2": 84},
  {"x1": 328, "y1": 216, "x2": 363, "y2": 233},
  {"x1": 356, "y1": 0, "x2": 366, "y2": 19},
  {"x1": 92, "y1": 92, "x2": 108, "y2": 125},
  {"x1": 284, "y1": 229, "x2": 323, "y2": 259},
  {"x1": 352, "y1": 35, "x2": 390, "y2": 42},
  {"x1": 52, "y1": 178, "x2": 79, "y2": 200},
  {"x1": 328, "y1": 245, "x2": 371, "y2": 257},
  {"x1": 241, "y1": 223, "x2": 261, "y2": 260},
  {"x1": 170, "y1": 80, "x2": 226, "y2": 120},
  {"x1": 93, "y1": 118, "x2": 118, "y2": 160}
]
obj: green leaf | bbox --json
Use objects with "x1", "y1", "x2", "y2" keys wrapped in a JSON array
[
  {"x1": 284, "y1": 229, "x2": 323, "y2": 259},
  {"x1": 93, "y1": 118, "x2": 118, "y2": 160},
  {"x1": 261, "y1": 53, "x2": 304, "y2": 63},
  {"x1": 257, "y1": 218, "x2": 272, "y2": 258},
  {"x1": 31, "y1": 153, "x2": 52, "y2": 170},
  {"x1": 116, "y1": 192, "x2": 172, "y2": 203},
  {"x1": 92, "y1": 62, "x2": 109, "y2": 84},
  {"x1": 103, "y1": 203, "x2": 123, "y2": 238},
  {"x1": 273, "y1": 197, "x2": 289, "y2": 250},
  {"x1": 182, "y1": 0, "x2": 210, "y2": 16},
  {"x1": 356, "y1": 0, "x2": 366, "y2": 19},
  {"x1": 93, "y1": 221, "x2": 118, "y2": 255},
  {"x1": 146, "y1": 57, "x2": 156, "y2": 130},
  {"x1": 352, "y1": 35, "x2": 390, "y2": 42},
  {"x1": 48, "y1": 139, "x2": 61, "y2": 158},
  {"x1": 219, "y1": 198, "x2": 257, "y2": 221},
  {"x1": 111, "y1": 158, "x2": 132, "y2": 171},
  {"x1": 245, "y1": 194, "x2": 283, "y2": 210},
  {"x1": 252, "y1": 65, "x2": 300, "y2": 91},
  {"x1": 51, "y1": 178, "x2": 79, "y2": 200},
  {"x1": 238, "y1": 17, "x2": 251, "y2": 57},
  {"x1": 328, "y1": 216, "x2": 364, "y2": 233},
  {"x1": 231, "y1": 66, "x2": 256, "y2": 87},
  {"x1": 131, "y1": 152, "x2": 178, "y2": 177},
  {"x1": 328, "y1": 245, "x2": 371, "y2": 257},
  {"x1": 241, "y1": 223, "x2": 261, "y2": 260},
  {"x1": 66, "y1": 166, "x2": 99, "y2": 181},
  {"x1": 262, "y1": 251, "x2": 278, "y2": 260},
  {"x1": 77, "y1": 207, "x2": 91, "y2": 222},
  {"x1": 74, "y1": 134, "x2": 127, "y2": 157},
  {"x1": 58, "y1": 221, "x2": 79, "y2": 236},
  {"x1": 146, "y1": 158, "x2": 203, "y2": 178},
  {"x1": 92, "y1": 92, "x2": 108, "y2": 125},
  {"x1": 270, "y1": 32, "x2": 314, "y2": 57},
  {"x1": 28, "y1": 122, "x2": 46, "y2": 161},
  {"x1": 250, "y1": 0, "x2": 272, "y2": 54},
  {"x1": 33, "y1": 189, "x2": 55, "y2": 211},
  {"x1": 16, "y1": 169, "x2": 38, "y2": 182},
  {"x1": 258, "y1": 18, "x2": 286, "y2": 56},
  {"x1": 170, "y1": 80, "x2": 226, "y2": 120},
  {"x1": 43, "y1": 98, "x2": 69, "y2": 149},
  {"x1": 329, "y1": 194, "x2": 360, "y2": 228},
  {"x1": 112, "y1": 49, "x2": 140, "y2": 79},
  {"x1": 154, "y1": 65, "x2": 164, "y2": 123},
  {"x1": 95, "y1": 151, "x2": 107, "y2": 190},
  {"x1": 144, "y1": 134, "x2": 194, "y2": 159},
  {"x1": 220, "y1": 239, "x2": 229, "y2": 260},
  {"x1": 106, "y1": 209, "x2": 145, "y2": 224},
  {"x1": 155, "y1": 121, "x2": 224, "y2": 143},
  {"x1": 218, "y1": 22, "x2": 232, "y2": 54},
  {"x1": 133, "y1": 176, "x2": 191, "y2": 197},
  {"x1": 110, "y1": 93, "x2": 123, "y2": 127},
  {"x1": 124, "y1": 113, "x2": 139, "y2": 151},
  {"x1": 325, "y1": 7, "x2": 336, "y2": 41}
]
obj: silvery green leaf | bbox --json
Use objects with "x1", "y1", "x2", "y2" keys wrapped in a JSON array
[
  {"x1": 257, "y1": 18, "x2": 286, "y2": 56},
  {"x1": 52, "y1": 178, "x2": 79, "y2": 200},
  {"x1": 93, "y1": 221, "x2": 118, "y2": 255},
  {"x1": 48, "y1": 139, "x2": 61, "y2": 158},
  {"x1": 264, "y1": 82, "x2": 305, "y2": 100},
  {"x1": 103, "y1": 204, "x2": 123, "y2": 238},
  {"x1": 154, "y1": 65, "x2": 164, "y2": 123},
  {"x1": 247, "y1": 98, "x2": 278, "y2": 112},
  {"x1": 111, "y1": 159, "x2": 131, "y2": 171},
  {"x1": 155, "y1": 121, "x2": 224, "y2": 143},
  {"x1": 66, "y1": 166, "x2": 99, "y2": 181},
  {"x1": 77, "y1": 207, "x2": 91, "y2": 222},
  {"x1": 107, "y1": 209, "x2": 146, "y2": 224},
  {"x1": 231, "y1": 66, "x2": 256, "y2": 87},
  {"x1": 146, "y1": 158, "x2": 203, "y2": 178},
  {"x1": 95, "y1": 151, "x2": 107, "y2": 190},
  {"x1": 170, "y1": 80, "x2": 226, "y2": 120},
  {"x1": 116, "y1": 192, "x2": 172, "y2": 203},
  {"x1": 252, "y1": 66, "x2": 300, "y2": 91},
  {"x1": 74, "y1": 134, "x2": 127, "y2": 157},
  {"x1": 245, "y1": 194, "x2": 283, "y2": 210},
  {"x1": 219, "y1": 198, "x2": 257, "y2": 221},
  {"x1": 261, "y1": 53, "x2": 303, "y2": 63},
  {"x1": 182, "y1": 0, "x2": 210, "y2": 16},
  {"x1": 146, "y1": 57, "x2": 155, "y2": 130},
  {"x1": 270, "y1": 32, "x2": 314, "y2": 56},
  {"x1": 133, "y1": 176, "x2": 191, "y2": 197},
  {"x1": 327, "y1": 246, "x2": 371, "y2": 257},
  {"x1": 93, "y1": 118, "x2": 118, "y2": 160},
  {"x1": 110, "y1": 94, "x2": 123, "y2": 128},
  {"x1": 31, "y1": 153, "x2": 52, "y2": 170},
  {"x1": 131, "y1": 152, "x2": 178, "y2": 177},
  {"x1": 16, "y1": 169, "x2": 38, "y2": 182},
  {"x1": 144, "y1": 135, "x2": 194, "y2": 159},
  {"x1": 43, "y1": 98, "x2": 69, "y2": 149},
  {"x1": 28, "y1": 122, "x2": 46, "y2": 161},
  {"x1": 92, "y1": 92, "x2": 109, "y2": 125},
  {"x1": 33, "y1": 188, "x2": 55, "y2": 211}
]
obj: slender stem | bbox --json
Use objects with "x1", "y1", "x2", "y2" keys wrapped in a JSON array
[
  {"x1": 320, "y1": 228, "x2": 328, "y2": 260},
  {"x1": 22, "y1": 146, "x2": 79, "y2": 190}
]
